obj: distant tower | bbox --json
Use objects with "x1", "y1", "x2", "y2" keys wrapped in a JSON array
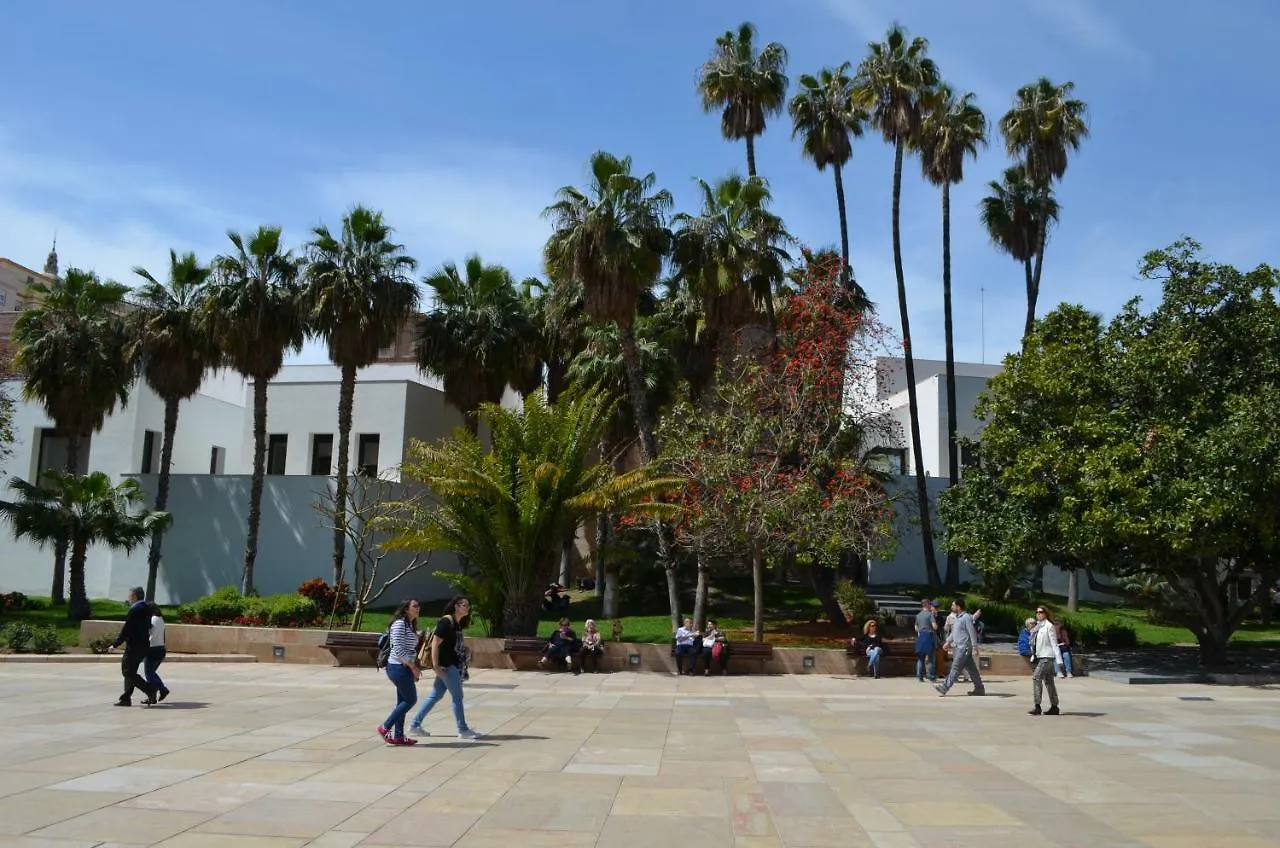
[{"x1": 43, "y1": 236, "x2": 59, "y2": 278}]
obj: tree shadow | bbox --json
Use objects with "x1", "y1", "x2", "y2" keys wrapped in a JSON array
[
  {"x1": 149, "y1": 702, "x2": 209, "y2": 710},
  {"x1": 463, "y1": 683, "x2": 519, "y2": 690},
  {"x1": 1058, "y1": 711, "x2": 1107, "y2": 717}
]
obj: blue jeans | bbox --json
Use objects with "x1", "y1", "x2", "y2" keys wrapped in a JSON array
[
  {"x1": 144, "y1": 646, "x2": 167, "y2": 692},
  {"x1": 411, "y1": 665, "x2": 469, "y2": 732},
  {"x1": 382, "y1": 663, "x2": 418, "y2": 738},
  {"x1": 1056, "y1": 650, "x2": 1074, "y2": 677},
  {"x1": 916, "y1": 652, "x2": 936, "y2": 681},
  {"x1": 866, "y1": 646, "x2": 883, "y2": 676}
]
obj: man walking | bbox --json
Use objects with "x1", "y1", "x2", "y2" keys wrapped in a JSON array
[
  {"x1": 914, "y1": 598, "x2": 938, "y2": 682},
  {"x1": 110, "y1": 587, "x2": 159, "y2": 707},
  {"x1": 936, "y1": 598, "x2": 985, "y2": 697},
  {"x1": 1029, "y1": 605, "x2": 1062, "y2": 716}
]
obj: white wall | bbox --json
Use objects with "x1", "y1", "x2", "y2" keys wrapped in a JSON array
[{"x1": 868, "y1": 475, "x2": 977, "y2": 588}]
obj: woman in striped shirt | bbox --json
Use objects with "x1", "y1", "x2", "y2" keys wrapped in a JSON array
[{"x1": 377, "y1": 599, "x2": 422, "y2": 746}]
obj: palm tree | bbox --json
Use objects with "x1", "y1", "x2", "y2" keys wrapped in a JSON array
[
  {"x1": 520, "y1": 272, "x2": 588, "y2": 404},
  {"x1": 415, "y1": 254, "x2": 535, "y2": 433},
  {"x1": 388, "y1": 389, "x2": 677, "y2": 636},
  {"x1": 918, "y1": 84, "x2": 987, "y2": 589},
  {"x1": 305, "y1": 206, "x2": 419, "y2": 587},
  {"x1": 12, "y1": 268, "x2": 135, "y2": 605},
  {"x1": 208, "y1": 227, "x2": 307, "y2": 595},
  {"x1": 543, "y1": 151, "x2": 673, "y2": 463},
  {"x1": 998, "y1": 77, "x2": 1089, "y2": 344},
  {"x1": 671, "y1": 173, "x2": 793, "y2": 363},
  {"x1": 852, "y1": 23, "x2": 942, "y2": 589},
  {"x1": 130, "y1": 251, "x2": 220, "y2": 602},
  {"x1": 979, "y1": 166, "x2": 1060, "y2": 341},
  {"x1": 0, "y1": 471, "x2": 169, "y2": 621},
  {"x1": 788, "y1": 62, "x2": 868, "y2": 291},
  {"x1": 697, "y1": 21, "x2": 789, "y2": 177}
]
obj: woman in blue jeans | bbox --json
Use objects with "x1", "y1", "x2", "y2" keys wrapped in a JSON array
[
  {"x1": 410, "y1": 597, "x2": 483, "y2": 740},
  {"x1": 378, "y1": 599, "x2": 422, "y2": 746}
]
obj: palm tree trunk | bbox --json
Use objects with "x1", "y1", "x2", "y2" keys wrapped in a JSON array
[
  {"x1": 941, "y1": 181, "x2": 961, "y2": 590},
  {"x1": 50, "y1": 434, "x2": 82, "y2": 606},
  {"x1": 617, "y1": 323, "x2": 658, "y2": 462},
  {"x1": 242, "y1": 376, "x2": 268, "y2": 596},
  {"x1": 558, "y1": 528, "x2": 574, "y2": 587},
  {"x1": 745, "y1": 135, "x2": 757, "y2": 178},
  {"x1": 1023, "y1": 220, "x2": 1047, "y2": 346},
  {"x1": 692, "y1": 548, "x2": 709, "y2": 632},
  {"x1": 145, "y1": 397, "x2": 179, "y2": 602},
  {"x1": 890, "y1": 138, "x2": 942, "y2": 590},
  {"x1": 331, "y1": 362, "x2": 357, "y2": 586},
  {"x1": 751, "y1": 540, "x2": 765, "y2": 642},
  {"x1": 68, "y1": 536, "x2": 90, "y2": 621},
  {"x1": 833, "y1": 164, "x2": 852, "y2": 287},
  {"x1": 1021, "y1": 256, "x2": 1036, "y2": 349}
]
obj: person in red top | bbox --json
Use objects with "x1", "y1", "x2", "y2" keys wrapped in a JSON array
[{"x1": 1055, "y1": 622, "x2": 1074, "y2": 678}]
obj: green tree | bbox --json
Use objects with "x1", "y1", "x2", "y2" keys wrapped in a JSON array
[
  {"x1": 0, "y1": 471, "x2": 169, "y2": 620},
  {"x1": 130, "y1": 250, "x2": 221, "y2": 602},
  {"x1": 416, "y1": 255, "x2": 536, "y2": 435},
  {"x1": 12, "y1": 268, "x2": 135, "y2": 605},
  {"x1": 853, "y1": 23, "x2": 942, "y2": 588},
  {"x1": 208, "y1": 226, "x2": 307, "y2": 595},
  {"x1": 979, "y1": 165, "x2": 1060, "y2": 343},
  {"x1": 917, "y1": 83, "x2": 987, "y2": 588},
  {"x1": 697, "y1": 21, "x2": 789, "y2": 177},
  {"x1": 305, "y1": 206, "x2": 420, "y2": 586},
  {"x1": 385, "y1": 389, "x2": 677, "y2": 636},
  {"x1": 788, "y1": 62, "x2": 867, "y2": 290},
  {"x1": 998, "y1": 77, "x2": 1089, "y2": 343}
]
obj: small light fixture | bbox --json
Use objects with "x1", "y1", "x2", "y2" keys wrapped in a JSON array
[
  {"x1": 627, "y1": 653, "x2": 641, "y2": 666},
  {"x1": 272, "y1": 646, "x2": 285, "y2": 659},
  {"x1": 802, "y1": 655, "x2": 815, "y2": 669},
  {"x1": 979, "y1": 656, "x2": 991, "y2": 670}
]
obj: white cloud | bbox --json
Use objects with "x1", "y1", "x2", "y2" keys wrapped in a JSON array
[{"x1": 1028, "y1": 0, "x2": 1147, "y2": 62}]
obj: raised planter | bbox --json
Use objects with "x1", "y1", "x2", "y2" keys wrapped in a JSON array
[{"x1": 79, "y1": 620, "x2": 334, "y2": 664}]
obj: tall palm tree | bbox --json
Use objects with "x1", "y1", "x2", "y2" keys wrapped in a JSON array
[
  {"x1": 208, "y1": 227, "x2": 307, "y2": 595},
  {"x1": 852, "y1": 24, "x2": 942, "y2": 588},
  {"x1": 130, "y1": 251, "x2": 220, "y2": 602},
  {"x1": 12, "y1": 268, "x2": 135, "y2": 605},
  {"x1": 415, "y1": 254, "x2": 535, "y2": 433},
  {"x1": 998, "y1": 77, "x2": 1089, "y2": 344},
  {"x1": 979, "y1": 166, "x2": 1060, "y2": 341},
  {"x1": 788, "y1": 62, "x2": 868, "y2": 291},
  {"x1": 918, "y1": 84, "x2": 987, "y2": 589},
  {"x1": 543, "y1": 151, "x2": 673, "y2": 463},
  {"x1": 0, "y1": 471, "x2": 168, "y2": 621},
  {"x1": 697, "y1": 21, "x2": 789, "y2": 177},
  {"x1": 305, "y1": 206, "x2": 419, "y2": 587},
  {"x1": 672, "y1": 173, "x2": 793, "y2": 365},
  {"x1": 521, "y1": 272, "x2": 588, "y2": 405}
]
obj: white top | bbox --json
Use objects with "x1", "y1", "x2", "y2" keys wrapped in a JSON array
[
  {"x1": 149, "y1": 615, "x2": 165, "y2": 648},
  {"x1": 1032, "y1": 620, "x2": 1063, "y2": 665}
]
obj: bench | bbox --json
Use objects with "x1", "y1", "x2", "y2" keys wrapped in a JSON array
[
  {"x1": 672, "y1": 640, "x2": 773, "y2": 674},
  {"x1": 324, "y1": 631, "x2": 380, "y2": 667},
  {"x1": 846, "y1": 637, "x2": 950, "y2": 678}
]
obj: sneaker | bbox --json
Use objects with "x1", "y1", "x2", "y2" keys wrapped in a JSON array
[
  {"x1": 386, "y1": 735, "x2": 418, "y2": 746},
  {"x1": 458, "y1": 728, "x2": 483, "y2": 741},
  {"x1": 158, "y1": 688, "x2": 170, "y2": 703},
  {"x1": 408, "y1": 725, "x2": 430, "y2": 737},
  {"x1": 1029, "y1": 705, "x2": 1043, "y2": 716},
  {"x1": 376, "y1": 725, "x2": 390, "y2": 741},
  {"x1": 934, "y1": 683, "x2": 947, "y2": 696},
  {"x1": 1045, "y1": 706, "x2": 1061, "y2": 716},
  {"x1": 966, "y1": 690, "x2": 986, "y2": 697},
  {"x1": 114, "y1": 699, "x2": 131, "y2": 707}
]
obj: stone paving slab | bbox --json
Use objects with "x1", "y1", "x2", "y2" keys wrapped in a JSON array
[{"x1": 0, "y1": 664, "x2": 1277, "y2": 846}]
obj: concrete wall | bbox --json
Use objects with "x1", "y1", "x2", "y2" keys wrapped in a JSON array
[{"x1": 868, "y1": 475, "x2": 977, "y2": 588}]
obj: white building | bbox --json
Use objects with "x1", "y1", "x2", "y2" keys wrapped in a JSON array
[{"x1": 0, "y1": 359, "x2": 466, "y2": 604}]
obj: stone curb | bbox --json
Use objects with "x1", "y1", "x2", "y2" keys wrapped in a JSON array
[{"x1": 0, "y1": 653, "x2": 257, "y2": 664}]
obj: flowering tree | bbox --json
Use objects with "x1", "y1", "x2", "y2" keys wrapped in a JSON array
[{"x1": 660, "y1": 254, "x2": 898, "y2": 638}]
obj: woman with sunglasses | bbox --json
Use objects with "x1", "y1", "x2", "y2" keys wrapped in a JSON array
[
  {"x1": 409, "y1": 596, "x2": 483, "y2": 740},
  {"x1": 1029, "y1": 605, "x2": 1063, "y2": 716}
]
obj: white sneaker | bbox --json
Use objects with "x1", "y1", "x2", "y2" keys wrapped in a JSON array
[
  {"x1": 458, "y1": 728, "x2": 483, "y2": 741},
  {"x1": 408, "y1": 726, "x2": 430, "y2": 737}
]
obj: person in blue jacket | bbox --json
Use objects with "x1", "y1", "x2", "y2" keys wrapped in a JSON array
[{"x1": 1017, "y1": 617, "x2": 1036, "y2": 663}]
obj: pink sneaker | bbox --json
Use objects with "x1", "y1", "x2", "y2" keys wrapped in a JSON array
[
  {"x1": 386, "y1": 735, "x2": 418, "y2": 746},
  {"x1": 376, "y1": 725, "x2": 390, "y2": 741}
]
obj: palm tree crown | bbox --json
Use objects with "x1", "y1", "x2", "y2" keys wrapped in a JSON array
[
  {"x1": 131, "y1": 250, "x2": 217, "y2": 404},
  {"x1": 999, "y1": 77, "x2": 1089, "y2": 186},
  {"x1": 852, "y1": 24, "x2": 939, "y2": 145},
  {"x1": 697, "y1": 21, "x2": 789, "y2": 175},
  {"x1": 788, "y1": 63, "x2": 864, "y2": 172},
  {"x1": 918, "y1": 84, "x2": 988, "y2": 187},
  {"x1": 979, "y1": 165, "x2": 1060, "y2": 264}
]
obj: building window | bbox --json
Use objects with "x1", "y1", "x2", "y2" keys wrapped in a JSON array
[
  {"x1": 209, "y1": 446, "x2": 225, "y2": 475},
  {"x1": 311, "y1": 433, "x2": 334, "y2": 476},
  {"x1": 377, "y1": 344, "x2": 395, "y2": 358},
  {"x1": 0, "y1": 290, "x2": 6, "y2": 309},
  {"x1": 867, "y1": 447, "x2": 907, "y2": 475},
  {"x1": 141, "y1": 430, "x2": 160, "y2": 474},
  {"x1": 267, "y1": 434, "x2": 288, "y2": 475},
  {"x1": 357, "y1": 434, "x2": 380, "y2": 476}
]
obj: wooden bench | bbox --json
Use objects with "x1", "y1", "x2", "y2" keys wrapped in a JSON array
[
  {"x1": 672, "y1": 640, "x2": 774, "y2": 674},
  {"x1": 324, "y1": 631, "x2": 380, "y2": 667},
  {"x1": 846, "y1": 637, "x2": 950, "y2": 678}
]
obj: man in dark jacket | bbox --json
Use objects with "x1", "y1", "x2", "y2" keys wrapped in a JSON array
[{"x1": 111, "y1": 587, "x2": 158, "y2": 706}]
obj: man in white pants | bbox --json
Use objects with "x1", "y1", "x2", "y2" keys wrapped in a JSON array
[{"x1": 1029, "y1": 605, "x2": 1063, "y2": 716}]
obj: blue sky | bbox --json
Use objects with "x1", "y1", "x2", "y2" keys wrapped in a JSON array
[{"x1": 2, "y1": 0, "x2": 1275, "y2": 366}]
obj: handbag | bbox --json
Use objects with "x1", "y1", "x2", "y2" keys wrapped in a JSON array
[
  {"x1": 416, "y1": 631, "x2": 435, "y2": 666},
  {"x1": 711, "y1": 641, "x2": 725, "y2": 661}
]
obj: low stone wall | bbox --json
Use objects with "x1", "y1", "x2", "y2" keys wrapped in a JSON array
[{"x1": 79, "y1": 622, "x2": 1045, "y2": 675}]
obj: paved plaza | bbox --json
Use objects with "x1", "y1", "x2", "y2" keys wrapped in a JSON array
[{"x1": 0, "y1": 663, "x2": 1278, "y2": 847}]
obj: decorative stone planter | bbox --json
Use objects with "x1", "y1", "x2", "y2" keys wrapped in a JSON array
[{"x1": 79, "y1": 620, "x2": 334, "y2": 665}]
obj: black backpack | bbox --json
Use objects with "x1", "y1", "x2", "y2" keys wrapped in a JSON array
[{"x1": 375, "y1": 626, "x2": 392, "y2": 670}]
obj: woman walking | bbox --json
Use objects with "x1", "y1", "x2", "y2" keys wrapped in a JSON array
[
  {"x1": 1029, "y1": 605, "x2": 1063, "y2": 716},
  {"x1": 144, "y1": 603, "x2": 170, "y2": 703},
  {"x1": 378, "y1": 599, "x2": 422, "y2": 746},
  {"x1": 409, "y1": 597, "x2": 483, "y2": 740}
]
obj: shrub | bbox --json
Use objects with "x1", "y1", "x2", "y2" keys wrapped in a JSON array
[
  {"x1": 833, "y1": 580, "x2": 876, "y2": 625},
  {"x1": 188, "y1": 587, "x2": 244, "y2": 623},
  {"x1": 31, "y1": 627, "x2": 61, "y2": 654},
  {"x1": 2, "y1": 591, "x2": 42, "y2": 611},
  {"x1": 89, "y1": 636, "x2": 114, "y2": 655},
  {"x1": 1101, "y1": 621, "x2": 1139, "y2": 649},
  {"x1": 5, "y1": 623, "x2": 33, "y2": 652},
  {"x1": 969, "y1": 599, "x2": 1024, "y2": 636},
  {"x1": 265, "y1": 594, "x2": 319, "y2": 627},
  {"x1": 296, "y1": 578, "x2": 351, "y2": 616},
  {"x1": 1066, "y1": 621, "x2": 1102, "y2": 650},
  {"x1": 176, "y1": 587, "x2": 324, "y2": 627}
]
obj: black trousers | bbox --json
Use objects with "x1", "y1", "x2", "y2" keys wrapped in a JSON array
[{"x1": 120, "y1": 647, "x2": 156, "y2": 700}]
